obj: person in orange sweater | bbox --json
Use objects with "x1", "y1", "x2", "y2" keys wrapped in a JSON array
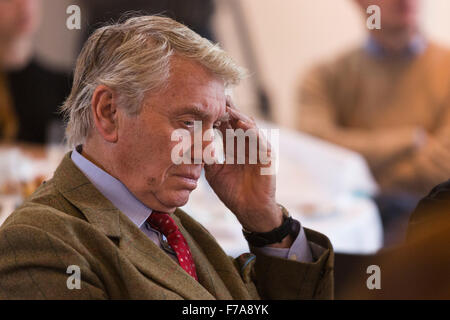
[{"x1": 296, "y1": 0, "x2": 450, "y2": 245}]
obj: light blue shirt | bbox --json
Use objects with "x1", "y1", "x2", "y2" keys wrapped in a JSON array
[
  {"x1": 365, "y1": 34, "x2": 427, "y2": 58},
  {"x1": 71, "y1": 147, "x2": 313, "y2": 263}
]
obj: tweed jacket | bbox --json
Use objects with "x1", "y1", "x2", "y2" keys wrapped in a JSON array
[{"x1": 0, "y1": 153, "x2": 334, "y2": 299}]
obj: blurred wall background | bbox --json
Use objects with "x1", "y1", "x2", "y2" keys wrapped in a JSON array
[
  {"x1": 34, "y1": 0, "x2": 450, "y2": 127},
  {"x1": 34, "y1": 0, "x2": 82, "y2": 70}
]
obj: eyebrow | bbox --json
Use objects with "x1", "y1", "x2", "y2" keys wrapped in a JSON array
[{"x1": 175, "y1": 105, "x2": 230, "y2": 123}]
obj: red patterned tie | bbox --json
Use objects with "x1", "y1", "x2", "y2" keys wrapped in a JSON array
[{"x1": 147, "y1": 211, "x2": 198, "y2": 281}]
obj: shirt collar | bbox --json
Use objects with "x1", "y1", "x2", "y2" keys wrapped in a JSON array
[
  {"x1": 365, "y1": 34, "x2": 427, "y2": 58},
  {"x1": 71, "y1": 146, "x2": 152, "y2": 228}
]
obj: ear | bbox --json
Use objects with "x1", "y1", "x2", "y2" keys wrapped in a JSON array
[{"x1": 91, "y1": 85, "x2": 119, "y2": 143}]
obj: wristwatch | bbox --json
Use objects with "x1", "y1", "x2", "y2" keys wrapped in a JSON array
[{"x1": 242, "y1": 205, "x2": 300, "y2": 247}]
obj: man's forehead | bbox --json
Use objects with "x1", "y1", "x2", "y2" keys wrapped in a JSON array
[
  {"x1": 145, "y1": 55, "x2": 228, "y2": 120},
  {"x1": 172, "y1": 102, "x2": 228, "y2": 120}
]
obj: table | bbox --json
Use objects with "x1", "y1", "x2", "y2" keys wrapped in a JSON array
[{"x1": 0, "y1": 145, "x2": 67, "y2": 225}]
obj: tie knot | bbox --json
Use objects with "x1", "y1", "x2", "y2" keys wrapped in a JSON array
[{"x1": 147, "y1": 212, "x2": 179, "y2": 236}]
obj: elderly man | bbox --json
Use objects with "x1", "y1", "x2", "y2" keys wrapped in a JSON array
[
  {"x1": 0, "y1": 16, "x2": 333, "y2": 300},
  {"x1": 297, "y1": 0, "x2": 450, "y2": 244}
]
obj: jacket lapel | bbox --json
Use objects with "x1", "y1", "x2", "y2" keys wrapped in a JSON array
[
  {"x1": 53, "y1": 152, "x2": 214, "y2": 299},
  {"x1": 173, "y1": 210, "x2": 253, "y2": 300},
  {"x1": 171, "y1": 213, "x2": 233, "y2": 299}
]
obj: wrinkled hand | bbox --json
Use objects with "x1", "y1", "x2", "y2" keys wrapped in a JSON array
[{"x1": 204, "y1": 97, "x2": 283, "y2": 234}]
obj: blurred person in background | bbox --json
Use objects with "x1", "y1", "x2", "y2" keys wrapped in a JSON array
[
  {"x1": 0, "y1": 0, "x2": 70, "y2": 145},
  {"x1": 296, "y1": 0, "x2": 450, "y2": 245}
]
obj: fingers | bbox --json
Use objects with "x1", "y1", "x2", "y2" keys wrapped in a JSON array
[
  {"x1": 226, "y1": 95, "x2": 236, "y2": 109},
  {"x1": 222, "y1": 97, "x2": 273, "y2": 167},
  {"x1": 227, "y1": 107, "x2": 255, "y2": 130},
  {"x1": 225, "y1": 100, "x2": 257, "y2": 134},
  {"x1": 226, "y1": 95, "x2": 255, "y2": 126}
]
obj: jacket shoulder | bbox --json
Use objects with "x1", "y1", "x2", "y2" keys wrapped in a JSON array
[
  {"x1": 1, "y1": 178, "x2": 86, "y2": 235},
  {"x1": 408, "y1": 180, "x2": 450, "y2": 239}
]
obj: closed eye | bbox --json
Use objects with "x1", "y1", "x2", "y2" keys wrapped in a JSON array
[{"x1": 183, "y1": 120, "x2": 195, "y2": 127}]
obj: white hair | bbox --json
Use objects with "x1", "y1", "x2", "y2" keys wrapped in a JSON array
[{"x1": 61, "y1": 15, "x2": 246, "y2": 147}]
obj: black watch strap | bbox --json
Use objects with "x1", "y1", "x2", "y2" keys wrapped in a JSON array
[{"x1": 242, "y1": 206, "x2": 300, "y2": 247}]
